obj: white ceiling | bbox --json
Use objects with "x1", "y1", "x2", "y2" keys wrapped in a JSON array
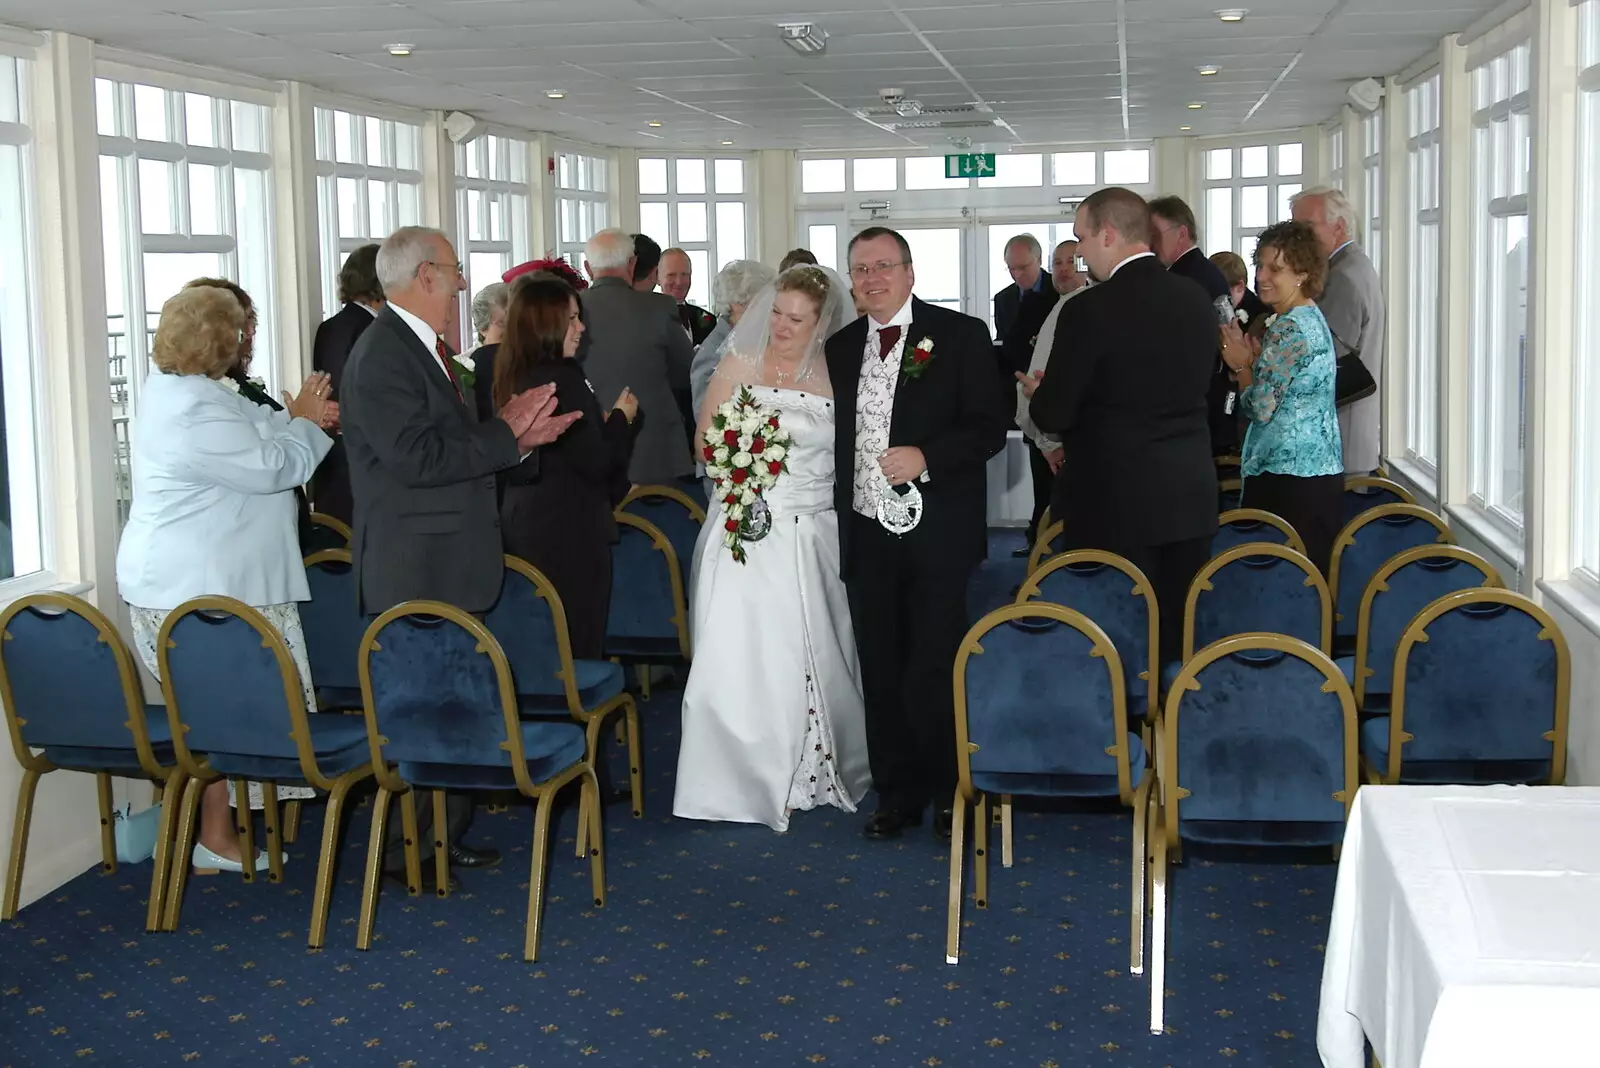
[{"x1": 1, "y1": 0, "x2": 1505, "y2": 150}]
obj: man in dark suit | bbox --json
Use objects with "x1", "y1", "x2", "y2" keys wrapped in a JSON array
[
  {"x1": 1150, "y1": 195, "x2": 1240, "y2": 458},
  {"x1": 661, "y1": 247, "x2": 718, "y2": 347},
  {"x1": 340, "y1": 225, "x2": 581, "y2": 884},
  {"x1": 581, "y1": 228, "x2": 697, "y2": 486},
  {"x1": 308, "y1": 243, "x2": 382, "y2": 524},
  {"x1": 993, "y1": 234, "x2": 1063, "y2": 554},
  {"x1": 1029, "y1": 189, "x2": 1219, "y2": 660},
  {"x1": 828, "y1": 226, "x2": 1008, "y2": 842}
]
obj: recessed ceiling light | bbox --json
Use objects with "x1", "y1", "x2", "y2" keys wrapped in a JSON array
[
  {"x1": 720, "y1": 139, "x2": 734, "y2": 145},
  {"x1": 1187, "y1": 101, "x2": 1205, "y2": 109},
  {"x1": 386, "y1": 44, "x2": 413, "y2": 56},
  {"x1": 1216, "y1": 8, "x2": 1247, "y2": 21},
  {"x1": 545, "y1": 90, "x2": 567, "y2": 100},
  {"x1": 647, "y1": 121, "x2": 663, "y2": 127},
  {"x1": 1180, "y1": 125, "x2": 1193, "y2": 131},
  {"x1": 1197, "y1": 64, "x2": 1220, "y2": 76}
]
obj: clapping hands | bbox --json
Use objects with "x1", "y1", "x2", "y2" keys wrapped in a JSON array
[
  {"x1": 286, "y1": 372, "x2": 334, "y2": 428},
  {"x1": 500, "y1": 383, "x2": 582, "y2": 451},
  {"x1": 1219, "y1": 321, "x2": 1259, "y2": 375}
]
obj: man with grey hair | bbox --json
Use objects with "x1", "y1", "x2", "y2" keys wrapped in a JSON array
[
  {"x1": 1291, "y1": 186, "x2": 1385, "y2": 473},
  {"x1": 341, "y1": 225, "x2": 581, "y2": 885},
  {"x1": 581, "y1": 228, "x2": 698, "y2": 484}
]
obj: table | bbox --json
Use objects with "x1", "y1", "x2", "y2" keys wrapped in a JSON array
[{"x1": 1318, "y1": 785, "x2": 1600, "y2": 1068}]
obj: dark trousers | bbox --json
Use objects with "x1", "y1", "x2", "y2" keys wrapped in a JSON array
[
  {"x1": 503, "y1": 486, "x2": 613, "y2": 660},
  {"x1": 1023, "y1": 438, "x2": 1054, "y2": 545},
  {"x1": 1114, "y1": 536, "x2": 1214, "y2": 665},
  {"x1": 1242, "y1": 471, "x2": 1344, "y2": 579},
  {"x1": 846, "y1": 514, "x2": 972, "y2": 815},
  {"x1": 384, "y1": 792, "x2": 473, "y2": 871}
]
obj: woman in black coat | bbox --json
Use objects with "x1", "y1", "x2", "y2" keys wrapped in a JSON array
[{"x1": 494, "y1": 275, "x2": 638, "y2": 659}]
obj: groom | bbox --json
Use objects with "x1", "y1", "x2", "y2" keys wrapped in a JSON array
[{"x1": 827, "y1": 227, "x2": 1008, "y2": 841}]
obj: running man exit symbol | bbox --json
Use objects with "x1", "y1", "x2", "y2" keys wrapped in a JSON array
[{"x1": 944, "y1": 153, "x2": 997, "y2": 178}]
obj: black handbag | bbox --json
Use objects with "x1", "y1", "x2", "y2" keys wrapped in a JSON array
[{"x1": 1335, "y1": 350, "x2": 1376, "y2": 408}]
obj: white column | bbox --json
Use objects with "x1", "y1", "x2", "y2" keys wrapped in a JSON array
[
  {"x1": 754, "y1": 149, "x2": 794, "y2": 261},
  {"x1": 421, "y1": 111, "x2": 459, "y2": 244},
  {"x1": 1437, "y1": 35, "x2": 1473, "y2": 510},
  {"x1": 615, "y1": 147, "x2": 640, "y2": 233},
  {"x1": 1152, "y1": 135, "x2": 1191, "y2": 203},
  {"x1": 527, "y1": 134, "x2": 551, "y2": 256},
  {"x1": 274, "y1": 81, "x2": 319, "y2": 381},
  {"x1": 1381, "y1": 76, "x2": 1409, "y2": 466}
]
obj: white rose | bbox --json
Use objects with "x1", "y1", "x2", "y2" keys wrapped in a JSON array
[
  {"x1": 729, "y1": 503, "x2": 744, "y2": 521},
  {"x1": 714, "y1": 446, "x2": 729, "y2": 463},
  {"x1": 738, "y1": 435, "x2": 753, "y2": 452},
  {"x1": 742, "y1": 415, "x2": 762, "y2": 435},
  {"x1": 732, "y1": 451, "x2": 752, "y2": 468},
  {"x1": 765, "y1": 444, "x2": 786, "y2": 462},
  {"x1": 740, "y1": 488, "x2": 756, "y2": 506}
]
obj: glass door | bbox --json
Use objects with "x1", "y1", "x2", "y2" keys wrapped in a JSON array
[
  {"x1": 981, "y1": 220, "x2": 1076, "y2": 334},
  {"x1": 897, "y1": 226, "x2": 966, "y2": 315}
]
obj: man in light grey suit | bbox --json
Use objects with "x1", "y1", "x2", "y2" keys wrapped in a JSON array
[
  {"x1": 580, "y1": 228, "x2": 697, "y2": 486},
  {"x1": 1292, "y1": 187, "x2": 1386, "y2": 473}
]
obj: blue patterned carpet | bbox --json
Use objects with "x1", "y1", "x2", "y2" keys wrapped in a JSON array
[{"x1": 0, "y1": 533, "x2": 1336, "y2": 1067}]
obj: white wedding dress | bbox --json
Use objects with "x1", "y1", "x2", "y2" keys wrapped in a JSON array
[{"x1": 673, "y1": 385, "x2": 871, "y2": 832}]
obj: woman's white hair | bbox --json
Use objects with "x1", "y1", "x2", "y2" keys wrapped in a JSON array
[
  {"x1": 470, "y1": 282, "x2": 509, "y2": 337},
  {"x1": 376, "y1": 226, "x2": 448, "y2": 293},
  {"x1": 1289, "y1": 186, "x2": 1362, "y2": 243},
  {"x1": 711, "y1": 259, "x2": 778, "y2": 317},
  {"x1": 584, "y1": 228, "x2": 634, "y2": 271}
]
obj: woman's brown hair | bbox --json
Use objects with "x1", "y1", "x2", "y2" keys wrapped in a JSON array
[
  {"x1": 494, "y1": 275, "x2": 578, "y2": 412},
  {"x1": 1252, "y1": 221, "x2": 1328, "y2": 301}
]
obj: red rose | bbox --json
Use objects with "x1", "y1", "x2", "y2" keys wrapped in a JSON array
[
  {"x1": 723, "y1": 429, "x2": 739, "y2": 446},
  {"x1": 724, "y1": 493, "x2": 737, "y2": 506},
  {"x1": 768, "y1": 416, "x2": 779, "y2": 429},
  {"x1": 751, "y1": 437, "x2": 766, "y2": 454},
  {"x1": 913, "y1": 349, "x2": 930, "y2": 364},
  {"x1": 725, "y1": 519, "x2": 738, "y2": 531},
  {"x1": 731, "y1": 468, "x2": 749, "y2": 484},
  {"x1": 703, "y1": 445, "x2": 715, "y2": 460},
  {"x1": 767, "y1": 460, "x2": 782, "y2": 475}
]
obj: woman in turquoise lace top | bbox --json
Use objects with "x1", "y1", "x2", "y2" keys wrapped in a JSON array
[{"x1": 1219, "y1": 221, "x2": 1344, "y2": 576}]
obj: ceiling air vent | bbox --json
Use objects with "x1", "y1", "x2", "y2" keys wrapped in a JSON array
[{"x1": 854, "y1": 101, "x2": 999, "y2": 131}]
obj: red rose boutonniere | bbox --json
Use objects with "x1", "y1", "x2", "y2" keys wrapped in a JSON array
[{"x1": 901, "y1": 336, "x2": 935, "y2": 381}]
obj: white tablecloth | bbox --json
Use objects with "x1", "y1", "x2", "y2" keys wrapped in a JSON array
[{"x1": 1318, "y1": 784, "x2": 1600, "y2": 1068}]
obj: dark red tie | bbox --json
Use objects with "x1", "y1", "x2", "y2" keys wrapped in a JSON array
[
  {"x1": 877, "y1": 325, "x2": 902, "y2": 359},
  {"x1": 435, "y1": 338, "x2": 464, "y2": 402}
]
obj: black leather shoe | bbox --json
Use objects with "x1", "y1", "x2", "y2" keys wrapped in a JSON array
[
  {"x1": 447, "y1": 842, "x2": 502, "y2": 869},
  {"x1": 933, "y1": 808, "x2": 955, "y2": 841},
  {"x1": 1011, "y1": 546, "x2": 1032, "y2": 558},
  {"x1": 862, "y1": 808, "x2": 923, "y2": 840}
]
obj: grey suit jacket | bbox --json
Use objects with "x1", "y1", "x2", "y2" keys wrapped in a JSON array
[
  {"x1": 579, "y1": 277, "x2": 696, "y2": 485},
  {"x1": 690, "y1": 314, "x2": 732, "y2": 425},
  {"x1": 1322, "y1": 242, "x2": 1385, "y2": 473},
  {"x1": 340, "y1": 306, "x2": 522, "y2": 614}
]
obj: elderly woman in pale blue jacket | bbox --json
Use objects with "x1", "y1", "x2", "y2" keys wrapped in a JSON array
[{"x1": 116, "y1": 285, "x2": 334, "y2": 875}]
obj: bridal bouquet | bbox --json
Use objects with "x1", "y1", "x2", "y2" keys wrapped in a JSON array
[{"x1": 701, "y1": 387, "x2": 791, "y2": 564}]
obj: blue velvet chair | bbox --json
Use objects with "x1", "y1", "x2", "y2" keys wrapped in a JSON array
[
  {"x1": 619, "y1": 485, "x2": 705, "y2": 590},
  {"x1": 1148, "y1": 633, "x2": 1358, "y2": 1034},
  {"x1": 1361, "y1": 588, "x2": 1570, "y2": 786},
  {"x1": 1212, "y1": 508, "x2": 1306, "y2": 558},
  {"x1": 1341, "y1": 475, "x2": 1414, "y2": 526},
  {"x1": 486, "y1": 556, "x2": 642, "y2": 820},
  {"x1": 604, "y1": 512, "x2": 690, "y2": 697},
  {"x1": 1218, "y1": 477, "x2": 1243, "y2": 513},
  {"x1": 1182, "y1": 543, "x2": 1332, "y2": 665},
  {"x1": 300, "y1": 550, "x2": 365, "y2": 712},
  {"x1": 1026, "y1": 518, "x2": 1065, "y2": 575},
  {"x1": 1338, "y1": 546, "x2": 1502, "y2": 713},
  {"x1": 304, "y1": 512, "x2": 352, "y2": 553},
  {"x1": 156, "y1": 598, "x2": 376, "y2": 946},
  {"x1": 356, "y1": 602, "x2": 602, "y2": 962},
  {"x1": 946, "y1": 603, "x2": 1152, "y2": 973},
  {"x1": 1328, "y1": 504, "x2": 1452, "y2": 652},
  {"x1": 0, "y1": 594, "x2": 179, "y2": 931}
]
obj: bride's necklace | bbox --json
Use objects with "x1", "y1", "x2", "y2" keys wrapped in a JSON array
[{"x1": 769, "y1": 352, "x2": 805, "y2": 384}]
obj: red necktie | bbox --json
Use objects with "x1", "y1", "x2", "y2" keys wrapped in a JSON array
[
  {"x1": 435, "y1": 338, "x2": 464, "y2": 402},
  {"x1": 877, "y1": 325, "x2": 902, "y2": 359}
]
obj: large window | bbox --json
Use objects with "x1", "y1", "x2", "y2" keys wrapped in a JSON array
[
  {"x1": 637, "y1": 155, "x2": 750, "y2": 309},
  {"x1": 1406, "y1": 74, "x2": 1443, "y2": 473},
  {"x1": 554, "y1": 148, "x2": 610, "y2": 270},
  {"x1": 314, "y1": 106, "x2": 421, "y2": 321},
  {"x1": 1362, "y1": 111, "x2": 1384, "y2": 276},
  {"x1": 1467, "y1": 42, "x2": 1531, "y2": 529},
  {"x1": 455, "y1": 134, "x2": 531, "y2": 346},
  {"x1": 0, "y1": 53, "x2": 43, "y2": 582},
  {"x1": 1574, "y1": 7, "x2": 1600, "y2": 580},
  {"x1": 1200, "y1": 139, "x2": 1305, "y2": 263},
  {"x1": 98, "y1": 75, "x2": 278, "y2": 524}
]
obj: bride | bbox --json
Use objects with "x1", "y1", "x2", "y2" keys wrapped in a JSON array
[{"x1": 673, "y1": 265, "x2": 869, "y2": 832}]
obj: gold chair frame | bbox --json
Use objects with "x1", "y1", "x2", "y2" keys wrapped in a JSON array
[
  {"x1": 946, "y1": 603, "x2": 1152, "y2": 976},
  {"x1": 1182, "y1": 542, "x2": 1333, "y2": 662},
  {"x1": 1347, "y1": 545, "x2": 1502, "y2": 711},
  {"x1": 1216, "y1": 508, "x2": 1307, "y2": 556},
  {"x1": 1026, "y1": 519, "x2": 1065, "y2": 575},
  {"x1": 1327, "y1": 504, "x2": 1453, "y2": 630},
  {"x1": 0, "y1": 594, "x2": 179, "y2": 932},
  {"x1": 1149, "y1": 632, "x2": 1358, "y2": 1034},
  {"x1": 155, "y1": 597, "x2": 376, "y2": 947},
  {"x1": 307, "y1": 511, "x2": 352, "y2": 545},
  {"x1": 1218, "y1": 476, "x2": 1243, "y2": 501},
  {"x1": 354, "y1": 601, "x2": 603, "y2": 962},
  {"x1": 619, "y1": 484, "x2": 708, "y2": 526},
  {"x1": 610, "y1": 511, "x2": 692, "y2": 699},
  {"x1": 1365, "y1": 587, "x2": 1570, "y2": 785},
  {"x1": 503, "y1": 555, "x2": 643, "y2": 827}
]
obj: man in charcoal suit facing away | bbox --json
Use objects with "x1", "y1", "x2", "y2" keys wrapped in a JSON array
[
  {"x1": 828, "y1": 226, "x2": 1009, "y2": 842},
  {"x1": 1028, "y1": 189, "x2": 1219, "y2": 660},
  {"x1": 339, "y1": 225, "x2": 581, "y2": 888}
]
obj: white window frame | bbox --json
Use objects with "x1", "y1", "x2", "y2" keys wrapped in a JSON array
[
  {"x1": 313, "y1": 104, "x2": 423, "y2": 321},
  {"x1": 637, "y1": 153, "x2": 754, "y2": 309},
  {"x1": 1466, "y1": 41, "x2": 1532, "y2": 537},
  {"x1": 1197, "y1": 133, "x2": 1309, "y2": 263},
  {"x1": 0, "y1": 50, "x2": 46, "y2": 585},
  {"x1": 1572, "y1": 5, "x2": 1600, "y2": 589},
  {"x1": 552, "y1": 145, "x2": 613, "y2": 271},
  {"x1": 97, "y1": 72, "x2": 279, "y2": 527},
  {"x1": 454, "y1": 132, "x2": 532, "y2": 345},
  {"x1": 1405, "y1": 73, "x2": 1443, "y2": 479},
  {"x1": 1328, "y1": 124, "x2": 1346, "y2": 189},
  {"x1": 1363, "y1": 111, "x2": 1385, "y2": 277}
]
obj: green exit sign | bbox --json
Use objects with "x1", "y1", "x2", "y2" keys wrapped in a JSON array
[{"x1": 945, "y1": 152, "x2": 997, "y2": 179}]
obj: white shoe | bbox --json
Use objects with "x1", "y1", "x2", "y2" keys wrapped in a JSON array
[{"x1": 191, "y1": 843, "x2": 283, "y2": 874}]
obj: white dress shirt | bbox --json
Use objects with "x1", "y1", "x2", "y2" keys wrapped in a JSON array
[
  {"x1": 1016, "y1": 283, "x2": 1089, "y2": 450},
  {"x1": 1109, "y1": 250, "x2": 1156, "y2": 277},
  {"x1": 116, "y1": 373, "x2": 333, "y2": 609},
  {"x1": 852, "y1": 296, "x2": 916, "y2": 518},
  {"x1": 390, "y1": 300, "x2": 458, "y2": 386}
]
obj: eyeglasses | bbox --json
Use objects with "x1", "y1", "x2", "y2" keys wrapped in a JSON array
[
  {"x1": 848, "y1": 260, "x2": 909, "y2": 279},
  {"x1": 421, "y1": 260, "x2": 464, "y2": 277}
]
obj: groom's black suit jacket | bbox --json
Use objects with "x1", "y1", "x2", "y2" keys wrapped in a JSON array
[{"x1": 826, "y1": 298, "x2": 1009, "y2": 576}]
